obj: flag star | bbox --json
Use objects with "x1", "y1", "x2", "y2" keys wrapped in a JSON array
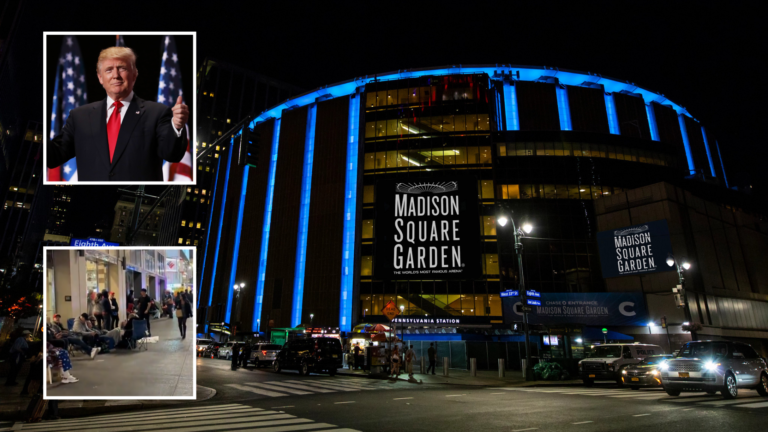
[
  {"x1": 160, "y1": 67, "x2": 166, "y2": 75},
  {"x1": 158, "y1": 94, "x2": 166, "y2": 103},
  {"x1": 62, "y1": 72, "x2": 66, "y2": 79},
  {"x1": 50, "y1": 130, "x2": 55, "y2": 139},
  {"x1": 162, "y1": 52, "x2": 168, "y2": 61},
  {"x1": 74, "y1": 56, "x2": 80, "y2": 65},
  {"x1": 66, "y1": 67, "x2": 73, "y2": 76},
  {"x1": 172, "y1": 53, "x2": 178, "y2": 62},
  {"x1": 65, "y1": 52, "x2": 72, "y2": 61},
  {"x1": 66, "y1": 81, "x2": 74, "y2": 90},
  {"x1": 169, "y1": 82, "x2": 174, "y2": 89},
  {"x1": 159, "y1": 81, "x2": 166, "y2": 89},
  {"x1": 83, "y1": 93, "x2": 87, "y2": 99},
  {"x1": 68, "y1": 96, "x2": 75, "y2": 104},
  {"x1": 76, "y1": 88, "x2": 82, "y2": 96},
  {"x1": 170, "y1": 68, "x2": 176, "y2": 77},
  {"x1": 63, "y1": 165, "x2": 72, "y2": 174},
  {"x1": 178, "y1": 89, "x2": 183, "y2": 95},
  {"x1": 66, "y1": 37, "x2": 73, "y2": 46},
  {"x1": 59, "y1": 57, "x2": 65, "y2": 65},
  {"x1": 79, "y1": 75, "x2": 85, "y2": 83},
  {"x1": 165, "y1": 36, "x2": 170, "y2": 46}
]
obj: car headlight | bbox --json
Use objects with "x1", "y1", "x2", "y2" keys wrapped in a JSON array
[
  {"x1": 659, "y1": 362, "x2": 669, "y2": 371},
  {"x1": 621, "y1": 370, "x2": 627, "y2": 375},
  {"x1": 704, "y1": 362, "x2": 720, "y2": 372},
  {"x1": 651, "y1": 370, "x2": 659, "y2": 376}
]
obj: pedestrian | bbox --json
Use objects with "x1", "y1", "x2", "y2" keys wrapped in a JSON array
[
  {"x1": 389, "y1": 345, "x2": 401, "y2": 378},
  {"x1": 241, "y1": 343, "x2": 252, "y2": 368},
  {"x1": 137, "y1": 288, "x2": 152, "y2": 336},
  {"x1": 405, "y1": 344, "x2": 416, "y2": 379},
  {"x1": 109, "y1": 292, "x2": 120, "y2": 329},
  {"x1": 231, "y1": 342, "x2": 241, "y2": 371},
  {"x1": 5, "y1": 329, "x2": 30, "y2": 386},
  {"x1": 101, "y1": 290, "x2": 112, "y2": 330},
  {"x1": 174, "y1": 291, "x2": 192, "y2": 339},
  {"x1": 353, "y1": 343, "x2": 362, "y2": 370},
  {"x1": 93, "y1": 293, "x2": 104, "y2": 330},
  {"x1": 427, "y1": 343, "x2": 437, "y2": 375}
]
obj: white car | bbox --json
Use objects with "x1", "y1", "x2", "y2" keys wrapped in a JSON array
[
  {"x1": 578, "y1": 343, "x2": 664, "y2": 386},
  {"x1": 250, "y1": 343, "x2": 282, "y2": 367},
  {"x1": 217, "y1": 342, "x2": 237, "y2": 360}
]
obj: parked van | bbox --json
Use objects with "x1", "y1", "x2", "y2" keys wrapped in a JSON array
[{"x1": 578, "y1": 343, "x2": 664, "y2": 386}]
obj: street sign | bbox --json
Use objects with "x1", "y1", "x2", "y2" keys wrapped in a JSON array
[
  {"x1": 525, "y1": 290, "x2": 540, "y2": 298},
  {"x1": 515, "y1": 304, "x2": 536, "y2": 314},
  {"x1": 526, "y1": 299, "x2": 541, "y2": 306},
  {"x1": 500, "y1": 290, "x2": 519, "y2": 298},
  {"x1": 381, "y1": 301, "x2": 400, "y2": 321},
  {"x1": 70, "y1": 237, "x2": 119, "y2": 247}
]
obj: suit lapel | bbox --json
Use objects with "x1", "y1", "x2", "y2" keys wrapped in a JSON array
[
  {"x1": 110, "y1": 95, "x2": 144, "y2": 168},
  {"x1": 94, "y1": 99, "x2": 111, "y2": 169}
]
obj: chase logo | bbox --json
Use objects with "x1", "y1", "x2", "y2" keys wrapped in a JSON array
[{"x1": 619, "y1": 301, "x2": 636, "y2": 316}]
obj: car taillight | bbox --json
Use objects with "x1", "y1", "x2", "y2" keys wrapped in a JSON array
[{"x1": 262, "y1": 350, "x2": 267, "y2": 356}]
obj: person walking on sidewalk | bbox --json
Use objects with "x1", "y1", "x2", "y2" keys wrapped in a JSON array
[
  {"x1": 389, "y1": 345, "x2": 401, "y2": 378},
  {"x1": 405, "y1": 344, "x2": 417, "y2": 379},
  {"x1": 174, "y1": 290, "x2": 192, "y2": 339},
  {"x1": 109, "y1": 292, "x2": 120, "y2": 329},
  {"x1": 138, "y1": 289, "x2": 152, "y2": 336},
  {"x1": 427, "y1": 343, "x2": 437, "y2": 375}
]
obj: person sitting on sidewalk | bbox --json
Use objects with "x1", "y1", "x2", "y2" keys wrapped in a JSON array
[
  {"x1": 46, "y1": 342, "x2": 78, "y2": 383},
  {"x1": 49, "y1": 315, "x2": 100, "y2": 359},
  {"x1": 72, "y1": 313, "x2": 101, "y2": 347},
  {"x1": 86, "y1": 315, "x2": 121, "y2": 347}
]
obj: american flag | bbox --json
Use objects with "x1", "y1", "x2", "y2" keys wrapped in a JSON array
[
  {"x1": 48, "y1": 36, "x2": 87, "y2": 182},
  {"x1": 158, "y1": 35, "x2": 192, "y2": 182}
]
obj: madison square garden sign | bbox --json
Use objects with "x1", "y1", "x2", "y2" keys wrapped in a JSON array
[
  {"x1": 596, "y1": 219, "x2": 675, "y2": 279},
  {"x1": 374, "y1": 177, "x2": 482, "y2": 280}
]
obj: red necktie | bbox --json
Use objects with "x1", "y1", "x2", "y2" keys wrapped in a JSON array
[{"x1": 107, "y1": 100, "x2": 123, "y2": 163}]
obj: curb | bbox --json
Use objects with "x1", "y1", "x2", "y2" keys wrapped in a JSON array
[{"x1": 335, "y1": 370, "x2": 585, "y2": 387}]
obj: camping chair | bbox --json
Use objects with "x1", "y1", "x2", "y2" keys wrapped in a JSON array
[
  {"x1": 66, "y1": 318, "x2": 74, "y2": 331},
  {"x1": 131, "y1": 319, "x2": 149, "y2": 351}
]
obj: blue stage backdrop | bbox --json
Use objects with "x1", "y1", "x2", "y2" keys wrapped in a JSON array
[
  {"x1": 596, "y1": 219, "x2": 675, "y2": 279},
  {"x1": 503, "y1": 292, "x2": 649, "y2": 327}
]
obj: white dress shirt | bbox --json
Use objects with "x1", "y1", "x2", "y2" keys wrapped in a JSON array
[{"x1": 107, "y1": 91, "x2": 183, "y2": 137}]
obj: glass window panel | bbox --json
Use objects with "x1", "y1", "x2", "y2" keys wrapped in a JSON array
[
  {"x1": 366, "y1": 92, "x2": 376, "y2": 108},
  {"x1": 479, "y1": 146, "x2": 492, "y2": 163},
  {"x1": 554, "y1": 142, "x2": 564, "y2": 156},
  {"x1": 467, "y1": 146, "x2": 479, "y2": 164},
  {"x1": 526, "y1": 142, "x2": 535, "y2": 155},
  {"x1": 375, "y1": 151, "x2": 386, "y2": 169},
  {"x1": 365, "y1": 121, "x2": 375, "y2": 138},
  {"x1": 630, "y1": 148, "x2": 639, "y2": 162},
  {"x1": 545, "y1": 142, "x2": 554, "y2": 156},
  {"x1": 483, "y1": 254, "x2": 500, "y2": 275},
  {"x1": 398, "y1": 88, "x2": 410, "y2": 105},
  {"x1": 376, "y1": 90, "x2": 387, "y2": 107},
  {"x1": 498, "y1": 143, "x2": 506, "y2": 157},
  {"x1": 463, "y1": 114, "x2": 475, "y2": 131},
  {"x1": 506, "y1": 184, "x2": 520, "y2": 199},
  {"x1": 376, "y1": 119, "x2": 387, "y2": 137},
  {"x1": 520, "y1": 184, "x2": 534, "y2": 199},
  {"x1": 481, "y1": 180, "x2": 494, "y2": 199},
  {"x1": 454, "y1": 147, "x2": 467, "y2": 164},
  {"x1": 581, "y1": 143, "x2": 591, "y2": 157},
  {"x1": 536, "y1": 142, "x2": 546, "y2": 156},
  {"x1": 386, "y1": 90, "x2": 396, "y2": 105},
  {"x1": 572, "y1": 142, "x2": 581, "y2": 156},
  {"x1": 638, "y1": 150, "x2": 648, "y2": 164},
  {"x1": 420, "y1": 87, "x2": 432, "y2": 103},
  {"x1": 363, "y1": 185, "x2": 375, "y2": 203},
  {"x1": 397, "y1": 119, "x2": 409, "y2": 136},
  {"x1": 478, "y1": 114, "x2": 489, "y2": 131},
  {"x1": 443, "y1": 114, "x2": 455, "y2": 132},
  {"x1": 515, "y1": 142, "x2": 526, "y2": 156},
  {"x1": 482, "y1": 216, "x2": 497, "y2": 236},
  {"x1": 599, "y1": 144, "x2": 608, "y2": 158},
  {"x1": 364, "y1": 153, "x2": 374, "y2": 170},
  {"x1": 387, "y1": 119, "x2": 398, "y2": 136},
  {"x1": 397, "y1": 149, "x2": 408, "y2": 167},
  {"x1": 562, "y1": 142, "x2": 572, "y2": 156},
  {"x1": 607, "y1": 145, "x2": 616, "y2": 159},
  {"x1": 409, "y1": 87, "x2": 419, "y2": 104},
  {"x1": 592, "y1": 185, "x2": 602, "y2": 199},
  {"x1": 454, "y1": 114, "x2": 466, "y2": 132},
  {"x1": 556, "y1": 184, "x2": 568, "y2": 199},
  {"x1": 501, "y1": 185, "x2": 508, "y2": 199},
  {"x1": 579, "y1": 185, "x2": 592, "y2": 200},
  {"x1": 569, "y1": 185, "x2": 580, "y2": 199},
  {"x1": 615, "y1": 147, "x2": 625, "y2": 160},
  {"x1": 444, "y1": 149, "x2": 455, "y2": 165},
  {"x1": 386, "y1": 150, "x2": 397, "y2": 168},
  {"x1": 543, "y1": 184, "x2": 556, "y2": 199},
  {"x1": 362, "y1": 219, "x2": 375, "y2": 238},
  {"x1": 360, "y1": 256, "x2": 373, "y2": 276}
]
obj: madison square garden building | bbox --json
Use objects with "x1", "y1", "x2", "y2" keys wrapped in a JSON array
[{"x1": 196, "y1": 64, "x2": 768, "y2": 354}]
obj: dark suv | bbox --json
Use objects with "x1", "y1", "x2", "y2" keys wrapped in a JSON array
[
  {"x1": 273, "y1": 337, "x2": 343, "y2": 376},
  {"x1": 660, "y1": 340, "x2": 768, "y2": 399}
]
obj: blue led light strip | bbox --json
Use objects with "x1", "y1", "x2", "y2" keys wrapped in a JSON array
[
  {"x1": 645, "y1": 104, "x2": 660, "y2": 142},
  {"x1": 604, "y1": 93, "x2": 619, "y2": 135},
  {"x1": 677, "y1": 115, "x2": 696, "y2": 175},
  {"x1": 253, "y1": 118, "x2": 281, "y2": 332},
  {"x1": 339, "y1": 94, "x2": 360, "y2": 332},
  {"x1": 199, "y1": 152, "x2": 223, "y2": 307},
  {"x1": 700, "y1": 126, "x2": 717, "y2": 177},
  {"x1": 208, "y1": 139, "x2": 234, "y2": 310},
  {"x1": 502, "y1": 81, "x2": 519, "y2": 131},
  {"x1": 556, "y1": 86, "x2": 572, "y2": 131},
  {"x1": 292, "y1": 104, "x2": 317, "y2": 328},
  {"x1": 716, "y1": 140, "x2": 729, "y2": 189},
  {"x1": 224, "y1": 162, "x2": 249, "y2": 324}
]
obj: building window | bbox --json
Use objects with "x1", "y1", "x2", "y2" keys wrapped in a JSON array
[
  {"x1": 185, "y1": 239, "x2": 191, "y2": 245},
  {"x1": 194, "y1": 240, "x2": 199, "y2": 246},
  {"x1": 360, "y1": 256, "x2": 373, "y2": 276},
  {"x1": 479, "y1": 180, "x2": 495, "y2": 199},
  {"x1": 178, "y1": 238, "x2": 183, "y2": 244},
  {"x1": 483, "y1": 254, "x2": 499, "y2": 275},
  {"x1": 181, "y1": 220, "x2": 186, "y2": 227},
  {"x1": 481, "y1": 216, "x2": 497, "y2": 236},
  {"x1": 202, "y1": 189, "x2": 207, "y2": 195},
  {"x1": 363, "y1": 185, "x2": 374, "y2": 204},
  {"x1": 362, "y1": 220, "x2": 374, "y2": 239},
  {"x1": 196, "y1": 222, "x2": 201, "y2": 229}
]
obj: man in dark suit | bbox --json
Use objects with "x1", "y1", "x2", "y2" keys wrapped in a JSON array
[{"x1": 47, "y1": 46, "x2": 189, "y2": 181}]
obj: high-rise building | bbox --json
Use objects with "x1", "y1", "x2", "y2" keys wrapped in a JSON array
[{"x1": 109, "y1": 196, "x2": 166, "y2": 246}]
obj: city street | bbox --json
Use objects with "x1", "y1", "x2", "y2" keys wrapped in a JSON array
[{"x1": 4, "y1": 357, "x2": 766, "y2": 432}]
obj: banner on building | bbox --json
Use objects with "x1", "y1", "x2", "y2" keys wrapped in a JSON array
[
  {"x1": 374, "y1": 176, "x2": 481, "y2": 280},
  {"x1": 503, "y1": 292, "x2": 649, "y2": 327},
  {"x1": 165, "y1": 258, "x2": 178, "y2": 272},
  {"x1": 596, "y1": 219, "x2": 675, "y2": 279}
]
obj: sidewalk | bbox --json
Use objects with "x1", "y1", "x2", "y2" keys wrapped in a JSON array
[
  {"x1": 46, "y1": 316, "x2": 194, "y2": 398},
  {"x1": 337, "y1": 367, "x2": 583, "y2": 387}
]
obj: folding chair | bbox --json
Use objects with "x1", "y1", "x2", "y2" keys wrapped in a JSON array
[
  {"x1": 67, "y1": 318, "x2": 74, "y2": 331},
  {"x1": 132, "y1": 319, "x2": 149, "y2": 351}
]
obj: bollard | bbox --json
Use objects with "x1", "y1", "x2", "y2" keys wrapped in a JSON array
[
  {"x1": 521, "y1": 359, "x2": 527, "y2": 379},
  {"x1": 498, "y1": 359, "x2": 505, "y2": 377},
  {"x1": 443, "y1": 357, "x2": 450, "y2": 376},
  {"x1": 469, "y1": 358, "x2": 477, "y2": 376},
  {"x1": 420, "y1": 356, "x2": 426, "y2": 374}
]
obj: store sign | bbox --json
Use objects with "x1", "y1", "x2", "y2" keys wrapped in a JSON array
[
  {"x1": 597, "y1": 220, "x2": 674, "y2": 278},
  {"x1": 165, "y1": 258, "x2": 178, "y2": 272},
  {"x1": 375, "y1": 177, "x2": 481, "y2": 280},
  {"x1": 70, "y1": 237, "x2": 119, "y2": 247},
  {"x1": 503, "y1": 292, "x2": 649, "y2": 326},
  {"x1": 391, "y1": 317, "x2": 462, "y2": 325}
]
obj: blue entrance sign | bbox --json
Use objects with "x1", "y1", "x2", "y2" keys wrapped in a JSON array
[
  {"x1": 526, "y1": 299, "x2": 542, "y2": 306},
  {"x1": 597, "y1": 220, "x2": 675, "y2": 279},
  {"x1": 500, "y1": 290, "x2": 519, "y2": 298},
  {"x1": 70, "y1": 238, "x2": 119, "y2": 247},
  {"x1": 525, "y1": 290, "x2": 540, "y2": 298},
  {"x1": 502, "y1": 292, "x2": 649, "y2": 326}
]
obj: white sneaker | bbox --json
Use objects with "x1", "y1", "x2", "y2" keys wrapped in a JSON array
[
  {"x1": 90, "y1": 348, "x2": 98, "y2": 359},
  {"x1": 62, "y1": 377, "x2": 79, "y2": 383}
]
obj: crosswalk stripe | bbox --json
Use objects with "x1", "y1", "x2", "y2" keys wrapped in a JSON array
[
  {"x1": 697, "y1": 397, "x2": 765, "y2": 406},
  {"x1": 226, "y1": 384, "x2": 290, "y2": 397},
  {"x1": 54, "y1": 414, "x2": 296, "y2": 432},
  {"x1": 324, "y1": 379, "x2": 380, "y2": 389},
  {"x1": 20, "y1": 404, "x2": 246, "y2": 427},
  {"x1": 245, "y1": 382, "x2": 313, "y2": 395},
  {"x1": 265, "y1": 381, "x2": 336, "y2": 393},
  {"x1": 20, "y1": 409, "x2": 276, "y2": 431},
  {"x1": 736, "y1": 401, "x2": 768, "y2": 408},
  {"x1": 140, "y1": 419, "x2": 323, "y2": 432},
  {"x1": 283, "y1": 380, "x2": 364, "y2": 392}
]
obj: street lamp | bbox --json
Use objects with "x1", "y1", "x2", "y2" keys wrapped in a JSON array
[
  {"x1": 310, "y1": 313, "x2": 314, "y2": 327},
  {"x1": 498, "y1": 209, "x2": 534, "y2": 380},
  {"x1": 667, "y1": 254, "x2": 696, "y2": 340},
  {"x1": 647, "y1": 321, "x2": 654, "y2": 335},
  {"x1": 399, "y1": 305, "x2": 405, "y2": 344}
]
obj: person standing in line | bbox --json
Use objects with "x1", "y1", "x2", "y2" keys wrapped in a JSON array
[
  {"x1": 427, "y1": 343, "x2": 437, "y2": 375},
  {"x1": 109, "y1": 292, "x2": 120, "y2": 329},
  {"x1": 5, "y1": 329, "x2": 30, "y2": 386},
  {"x1": 101, "y1": 290, "x2": 112, "y2": 331},
  {"x1": 137, "y1": 288, "x2": 152, "y2": 336},
  {"x1": 231, "y1": 343, "x2": 241, "y2": 371},
  {"x1": 405, "y1": 344, "x2": 417, "y2": 379},
  {"x1": 241, "y1": 342, "x2": 252, "y2": 369},
  {"x1": 93, "y1": 293, "x2": 104, "y2": 330}
]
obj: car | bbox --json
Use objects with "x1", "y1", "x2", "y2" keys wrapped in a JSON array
[
  {"x1": 204, "y1": 342, "x2": 225, "y2": 358},
  {"x1": 620, "y1": 354, "x2": 673, "y2": 389},
  {"x1": 250, "y1": 343, "x2": 282, "y2": 367},
  {"x1": 273, "y1": 337, "x2": 343, "y2": 376},
  {"x1": 660, "y1": 340, "x2": 768, "y2": 399},
  {"x1": 196, "y1": 339, "x2": 212, "y2": 356},
  {"x1": 578, "y1": 343, "x2": 664, "y2": 387},
  {"x1": 217, "y1": 342, "x2": 237, "y2": 359}
]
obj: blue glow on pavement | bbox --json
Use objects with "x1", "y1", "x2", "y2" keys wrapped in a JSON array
[{"x1": 339, "y1": 94, "x2": 359, "y2": 332}]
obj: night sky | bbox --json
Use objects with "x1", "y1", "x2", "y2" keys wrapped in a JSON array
[{"x1": 29, "y1": 1, "x2": 768, "y2": 237}]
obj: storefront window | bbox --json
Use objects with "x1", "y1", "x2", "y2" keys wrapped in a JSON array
[
  {"x1": 144, "y1": 250, "x2": 155, "y2": 273},
  {"x1": 483, "y1": 254, "x2": 499, "y2": 275},
  {"x1": 157, "y1": 253, "x2": 165, "y2": 277}
]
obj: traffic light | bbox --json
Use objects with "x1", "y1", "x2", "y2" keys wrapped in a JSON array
[{"x1": 239, "y1": 126, "x2": 259, "y2": 168}]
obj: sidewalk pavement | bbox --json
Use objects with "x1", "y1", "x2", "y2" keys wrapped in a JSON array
[
  {"x1": 337, "y1": 366, "x2": 583, "y2": 387},
  {"x1": 46, "y1": 316, "x2": 194, "y2": 398}
]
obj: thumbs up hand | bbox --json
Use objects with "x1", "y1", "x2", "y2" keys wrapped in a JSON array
[{"x1": 171, "y1": 95, "x2": 189, "y2": 130}]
